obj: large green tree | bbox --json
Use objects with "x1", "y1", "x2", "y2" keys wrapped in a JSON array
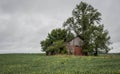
[
  {"x1": 63, "y1": 1, "x2": 111, "y2": 55},
  {"x1": 40, "y1": 28, "x2": 74, "y2": 55}
]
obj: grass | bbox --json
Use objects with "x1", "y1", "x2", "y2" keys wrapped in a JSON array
[{"x1": 0, "y1": 54, "x2": 120, "y2": 74}]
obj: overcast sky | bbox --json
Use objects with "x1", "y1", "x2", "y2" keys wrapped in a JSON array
[{"x1": 0, "y1": 0, "x2": 120, "y2": 53}]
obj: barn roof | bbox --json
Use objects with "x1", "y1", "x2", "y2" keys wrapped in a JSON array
[{"x1": 69, "y1": 37, "x2": 84, "y2": 47}]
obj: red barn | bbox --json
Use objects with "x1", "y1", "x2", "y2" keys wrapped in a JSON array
[{"x1": 66, "y1": 37, "x2": 84, "y2": 55}]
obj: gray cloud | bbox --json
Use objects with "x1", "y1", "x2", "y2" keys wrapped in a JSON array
[{"x1": 0, "y1": 0, "x2": 120, "y2": 53}]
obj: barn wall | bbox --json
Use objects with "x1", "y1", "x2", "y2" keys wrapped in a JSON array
[{"x1": 74, "y1": 46, "x2": 83, "y2": 55}]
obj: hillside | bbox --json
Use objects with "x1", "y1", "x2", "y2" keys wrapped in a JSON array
[{"x1": 0, "y1": 54, "x2": 120, "y2": 74}]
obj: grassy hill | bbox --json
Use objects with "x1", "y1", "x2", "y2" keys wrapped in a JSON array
[{"x1": 0, "y1": 54, "x2": 120, "y2": 74}]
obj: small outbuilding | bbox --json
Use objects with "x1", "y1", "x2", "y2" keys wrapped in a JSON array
[{"x1": 66, "y1": 37, "x2": 84, "y2": 55}]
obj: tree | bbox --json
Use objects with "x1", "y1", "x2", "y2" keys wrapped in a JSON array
[
  {"x1": 63, "y1": 1, "x2": 111, "y2": 55},
  {"x1": 40, "y1": 28, "x2": 74, "y2": 55},
  {"x1": 47, "y1": 40, "x2": 67, "y2": 55},
  {"x1": 91, "y1": 25, "x2": 111, "y2": 56}
]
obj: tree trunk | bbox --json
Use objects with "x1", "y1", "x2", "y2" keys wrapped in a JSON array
[{"x1": 94, "y1": 47, "x2": 98, "y2": 56}]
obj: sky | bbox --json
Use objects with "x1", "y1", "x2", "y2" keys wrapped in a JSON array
[{"x1": 0, "y1": 0, "x2": 120, "y2": 53}]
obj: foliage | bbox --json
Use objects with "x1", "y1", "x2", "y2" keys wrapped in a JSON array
[
  {"x1": 63, "y1": 1, "x2": 111, "y2": 55},
  {"x1": 91, "y1": 25, "x2": 111, "y2": 55},
  {"x1": 40, "y1": 28, "x2": 74, "y2": 55},
  {"x1": 47, "y1": 40, "x2": 67, "y2": 54},
  {"x1": 0, "y1": 54, "x2": 120, "y2": 74}
]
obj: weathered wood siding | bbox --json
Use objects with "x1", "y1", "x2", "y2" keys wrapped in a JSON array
[{"x1": 66, "y1": 37, "x2": 84, "y2": 55}]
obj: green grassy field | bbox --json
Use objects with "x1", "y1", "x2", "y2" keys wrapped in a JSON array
[{"x1": 0, "y1": 54, "x2": 120, "y2": 74}]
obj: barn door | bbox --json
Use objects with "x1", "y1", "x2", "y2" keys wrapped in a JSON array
[{"x1": 74, "y1": 46, "x2": 82, "y2": 55}]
